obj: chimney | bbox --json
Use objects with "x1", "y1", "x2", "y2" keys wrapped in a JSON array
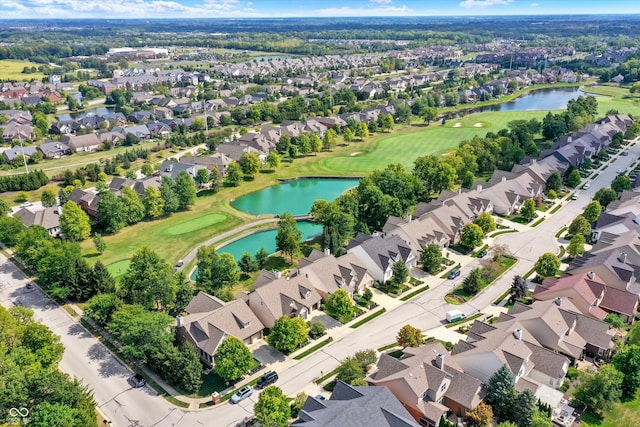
[
  {"x1": 275, "y1": 270, "x2": 282, "y2": 279},
  {"x1": 619, "y1": 252, "x2": 627, "y2": 264},
  {"x1": 477, "y1": 184, "x2": 483, "y2": 192},
  {"x1": 373, "y1": 231, "x2": 379, "y2": 237},
  {"x1": 501, "y1": 176, "x2": 507, "y2": 182},
  {"x1": 406, "y1": 214, "x2": 412, "y2": 223},
  {"x1": 587, "y1": 271, "x2": 595, "y2": 280},
  {"x1": 435, "y1": 353, "x2": 445, "y2": 369},
  {"x1": 324, "y1": 247, "x2": 331, "y2": 256},
  {"x1": 554, "y1": 297, "x2": 563, "y2": 306},
  {"x1": 513, "y1": 328, "x2": 523, "y2": 340},
  {"x1": 176, "y1": 315, "x2": 183, "y2": 328}
]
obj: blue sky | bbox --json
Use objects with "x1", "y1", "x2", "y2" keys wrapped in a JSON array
[{"x1": 0, "y1": 0, "x2": 637, "y2": 19}]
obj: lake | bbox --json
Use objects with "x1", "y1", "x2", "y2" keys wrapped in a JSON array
[
  {"x1": 474, "y1": 86, "x2": 590, "y2": 113},
  {"x1": 57, "y1": 106, "x2": 116, "y2": 121}
]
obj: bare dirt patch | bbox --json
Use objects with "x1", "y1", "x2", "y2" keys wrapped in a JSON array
[
  {"x1": 473, "y1": 122, "x2": 485, "y2": 127},
  {"x1": 453, "y1": 122, "x2": 462, "y2": 128},
  {"x1": 350, "y1": 151, "x2": 363, "y2": 156}
]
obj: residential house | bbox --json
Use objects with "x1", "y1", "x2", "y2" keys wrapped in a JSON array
[
  {"x1": 176, "y1": 292, "x2": 264, "y2": 368},
  {"x1": 346, "y1": 233, "x2": 417, "y2": 283},
  {"x1": 296, "y1": 249, "x2": 374, "y2": 299},
  {"x1": 566, "y1": 249, "x2": 638, "y2": 294},
  {"x1": 534, "y1": 272, "x2": 638, "y2": 323},
  {"x1": 2, "y1": 145, "x2": 37, "y2": 163},
  {"x1": 62, "y1": 133, "x2": 102, "y2": 153},
  {"x1": 68, "y1": 188, "x2": 100, "y2": 217},
  {"x1": 1, "y1": 122, "x2": 34, "y2": 142},
  {"x1": 113, "y1": 125, "x2": 151, "y2": 140},
  {"x1": 159, "y1": 160, "x2": 207, "y2": 181},
  {"x1": 367, "y1": 343, "x2": 485, "y2": 426},
  {"x1": 37, "y1": 140, "x2": 70, "y2": 159},
  {"x1": 12, "y1": 206, "x2": 61, "y2": 237},
  {"x1": 292, "y1": 380, "x2": 420, "y2": 427},
  {"x1": 245, "y1": 274, "x2": 322, "y2": 328},
  {"x1": 179, "y1": 153, "x2": 232, "y2": 177}
]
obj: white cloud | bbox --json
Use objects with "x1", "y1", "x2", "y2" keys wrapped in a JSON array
[
  {"x1": 531, "y1": 2, "x2": 539, "y2": 6},
  {"x1": 370, "y1": 0, "x2": 393, "y2": 4},
  {"x1": 460, "y1": 0, "x2": 514, "y2": 8}
]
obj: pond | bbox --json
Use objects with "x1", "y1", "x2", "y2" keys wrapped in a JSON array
[
  {"x1": 474, "y1": 86, "x2": 591, "y2": 113},
  {"x1": 57, "y1": 106, "x2": 116, "y2": 121},
  {"x1": 231, "y1": 178, "x2": 359, "y2": 216},
  {"x1": 190, "y1": 221, "x2": 322, "y2": 280}
]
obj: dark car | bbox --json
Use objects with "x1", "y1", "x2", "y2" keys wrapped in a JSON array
[
  {"x1": 447, "y1": 269, "x2": 461, "y2": 280},
  {"x1": 477, "y1": 249, "x2": 488, "y2": 258},
  {"x1": 256, "y1": 371, "x2": 278, "y2": 389},
  {"x1": 129, "y1": 373, "x2": 146, "y2": 388}
]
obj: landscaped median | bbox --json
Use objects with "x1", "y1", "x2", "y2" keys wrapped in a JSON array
[
  {"x1": 400, "y1": 285, "x2": 430, "y2": 301},
  {"x1": 350, "y1": 307, "x2": 387, "y2": 328},
  {"x1": 489, "y1": 229, "x2": 518, "y2": 238},
  {"x1": 293, "y1": 336, "x2": 333, "y2": 360},
  {"x1": 445, "y1": 255, "x2": 517, "y2": 305},
  {"x1": 444, "y1": 312, "x2": 485, "y2": 329}
]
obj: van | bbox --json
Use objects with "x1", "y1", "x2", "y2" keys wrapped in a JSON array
[{"x1": 256, "y1": 371, "x2": 278, "y2": 389}]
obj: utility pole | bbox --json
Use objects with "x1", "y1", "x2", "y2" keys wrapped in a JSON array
[{"x1": 18, "y1": 134, "x2": 29, "y2": 174}]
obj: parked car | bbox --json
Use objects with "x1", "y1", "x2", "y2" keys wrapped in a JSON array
[
  {"x1": 582, "y1": 183, "x2": 590, "y2": 190},
  {"x1": 447, "y1": 268, "x2": 461, "y2": 280},
  {"x1": 256, "y1": 371, "x2": 278, "y2": 389},
  {"x1": 477, "y1": 249, "x2": 488, "y2": 258},
  {"x1": 129, "y1": 373, "x2": 146, "y2": 388},
  {"x1": 572, "y1": 193, "x2": 579, "y2": 200},
  {"x1": 231, "y1": 386, "x2": 253, "y2": 404}
]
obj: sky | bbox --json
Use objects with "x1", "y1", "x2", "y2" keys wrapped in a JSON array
[{"x1": 0, "y1": 0, "x2": 637, "y2": 19}]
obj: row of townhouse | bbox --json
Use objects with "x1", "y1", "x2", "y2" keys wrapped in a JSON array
[{"x1": 383, "y1": 114, "x2": 632, "y2": 252}]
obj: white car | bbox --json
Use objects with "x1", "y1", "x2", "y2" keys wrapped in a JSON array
[
  {"x1": 231, "y1": 386, "x2": 253, "y2": 404},
  {"x1": 572, "y1": 193, "x2": 579, "y2": 200},
  {"x1": 582, "y1": 183, "x2": 590, "y2": 190}
]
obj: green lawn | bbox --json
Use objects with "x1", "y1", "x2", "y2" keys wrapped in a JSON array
[
  {"x1": 0, "y1": 59, "x2": 45, "y2": 81},
  {"x1": 581, "y1": 84, "x2": 640, "y2": 117},
  {"x1": 162, "y1": 213, "x2": 228, "y2": 236},
  {"x1": 581, "y1": 389, "x2": 640, "y2": 427},
  {"x1": 445, "y1": 256, "x2": 517, "y2": 304}
]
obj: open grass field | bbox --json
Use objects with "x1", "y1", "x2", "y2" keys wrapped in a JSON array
[
  {"x1": 581, "y1": 390, "x2": 640, "y2": 427},
  {"x1": 318, "y1": 110, "x2": 551, "y2": 173},
  {"x1": 581, "y1": 84, "x2": 640, "y2": 117},
  {"x1": 0, "y1": 59, "x2": 45, "y2": 81}
]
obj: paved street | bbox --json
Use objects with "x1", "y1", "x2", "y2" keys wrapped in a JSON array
[{"x1": 0, "y1": 142, "x2": 637, "y2": 426}]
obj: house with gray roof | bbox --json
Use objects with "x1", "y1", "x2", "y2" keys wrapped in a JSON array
[
  {"x1": 37, "y1": 140, "x2": 70, "y2": 159},
  {"x1": 246, "y1": 274, "x2": 322, "y2": 328},
  {"x1": 68, "y1": 188, "x2": 100, "y2": 217},
  {"x1": 13, "y1": 206, "x2": 61, "y2": 236},
  {"x1": 292, "y1": 381, "x2": 420, "y2": 427},
  {"x1": 177, "y1": 292, "x2": 264, "y2": 368},
  {"x1": 346, "y1": 233, "x2": 416, "y2": 283},
  {"x1": 159, "y1": 160, "x2": 207, "y2": 181},
  {"x1": 2, "y1": 145, "x2": 38, "y2": 162}
]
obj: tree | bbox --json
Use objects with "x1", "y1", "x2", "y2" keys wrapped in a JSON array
[
  {"x1": 355, "y1": 121, "x2": 369, "y2": 140},
  {"x1": 141, "y1": 163, "x2": 154, "y2": 177},
  {"x1": 573, "y1": 364, "x2": 623, "y2": 416},
  {"x1": 324, "y1": 289, "x2": 354, "y2": 322},
  {"x1": 604, "y1": 313, "x2": 626, "y2": 329},
  {"x1": 214, "y1": 336, "x2": 253, "y2": 382},
  {"x1": 488, "y1": 365, "x2": 516, "y2": 421},
  {"x1": 461, "y1": 223, "x2": 484, "y2": 249},
  {"x1": 226, "y1": 162, "x2": 242, "y2": 186},
  {"x1": 513, "y1": 389, "x2": 536, "y2": 427},
  {"x1": 612, "y1": 174, "x2": 632, "y2": 193},
  {"x1": 41, "y1": 190, "x2": 57, "y2": 207},
  {"x1": 119, "y1": 246, "x2": 176, "y2": 310},
  {"x1": 534, "y1": 253, "x2": 560, "y2": 278},
  {"x1": 238, "y1": 252, "x2": 258, "y2": 273},
  {"x1": 530, "y1": 409, "x2": 552, "y2": 427},
  {"x1": 474, "y1": 212, "x2": 496, "y2": 234},
  {"x1": 421, "y1": 243, "x2": 443, "y2": 274},
  {"x1": 309, "y1": 321, "x2": 327, "y2": 339},
  {"x1": 195, "y1": 246, "x2": 239, "y2": 294},
  {"x1": 239, "y1": 152, "x2": 262, "y2": 178},
  {"x1": 276, "y1": 212, "x2": 302, "y2": 263},
  {"x1": 612, "y1": 345, "x2": 640, "y2": 398},
  {"x1": 520, "y1": 199, "x2": 536, "y2": 222},
  {"x1": 59, "y1": 201, "x2": 91, "y2": 241},
  {"x1": 582, "y1": 200, "x2": 602, "y2": 223},
  {"x1": 421, "y1": 107, "x2": 438, "y2": 124},
  {"x1": 545, "y1": 172, "x2": 562, "y2": 192},
  {"x1": 160, "y1": 176, "x2": 179, "y2": 213},
  {"x1": 108, "y1": 304, "x2": 173, "y2": 362},
  {"x1": 462, "y1": 268, "x2": 482, "y2": 295},
  {"x1": 354, "y1": 349, "x2": 377, "y2": 372},
  {"x1": 568, "y1": 215, "x2": 591, "y2": 238},
  {"x1": 322, "y1": 128, "x2": 337, "y2": 150},
  {"x1": 142, "y1": 186, "x2": 165, "y2": 218},
  {"x1": 267, "y1": 316, "x2": 308, "y2": 353},
  {"x1": 593, "y1": 187, "x2": 618, "y2": 207},
  {"x1": 195, "y1": 167, "x2": 210, "y2": 187},
  {"x1": 174, "y1": 170, "x2": 197, "y2": 210},
  {"x1": 266, "y1": 151, "x2": 281, "y2": 170},
  {"x1": 343, "y1": 128, "x2": 354, "y2": 143},
  {"x1": 390, "y1": 261, "x2": 408, "y2": 286},
  {"x1": 92, "y1": 260, "x2": 115, "y2": 295},
  {"x1": 96, "y1": 190, "x2": 126, "y2": 233},
  {"x1": 396, "y1": 324, "x2": 424, "y2": 349},
  {"x1": 510, "y1": 275, "x2": 527, "y2": 303},
  {"x1": 165, "y1": 343, "x2": 203, "y2": 394},
  {"x1": 567, "y1": 234, "x2": 586, "y2": 257},
  {"x1": 92, "y1": 233, "x2": 106, "y2": 254},
  {"x1": 29, "y1": 402, "x2": 80, "y2": 427},
  {"x1": 255, "y1": 247, "x2": 269, "y2": 269},
  {"x1": 467, "y1": 402, "x2": 494, "y2": 427},
  {"x1": 254, "y1": 386, "x2": 291, "y2": 427},
  {"x1": 336, "y1": 357, "x2": 367, "y2": 386},
  {"x1": 121, "y1": 186, "x2": 145, "y2": 225},
  {"x1": 565, "y1": 169, "x2": 581, "y2": 188}
]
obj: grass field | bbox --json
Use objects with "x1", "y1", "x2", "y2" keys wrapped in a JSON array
[
  {"x1": 0, "y1": 59, "x2": 45, "y2": 81},
  {"x1": 581, "y1": 84, "x2": 640, "y2": 117},
  {"x1": 581, "y1": 390, "x2": 640, "y2": 427}
]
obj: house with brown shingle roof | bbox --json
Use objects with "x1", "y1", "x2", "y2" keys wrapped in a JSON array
[
  {"x1": 62, "y1": 133, "x2": 102, "y2": 153},
  {"x1": 296, "y1": 249, "x2": 374, "y2": 299},
  {"x1": 12, "y1": 206, "x2": 61, "y2": 237},
  {"x1": 246, "y1": 274, "x2": 322, "y2": 328},
  {"x1": 177, "y1": 292, "x2": 264, "y2": 368},
  {"x1": 367, "y1": 343, "x2": 486, "y2": 426},
  {"x1": 68, "y1": 188, "x2": 100, "y2": 218}
]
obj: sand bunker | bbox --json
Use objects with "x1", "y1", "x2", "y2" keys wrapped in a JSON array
[
  {"x1": 350, "y1": 151, "x2": 363, "y2": 156},
  {"x1": 473, "y1": 122, "x2": 484, "y2": 127},
  {"x1": 453, "y1": 122, "x2": 462, "y2": 128}
]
